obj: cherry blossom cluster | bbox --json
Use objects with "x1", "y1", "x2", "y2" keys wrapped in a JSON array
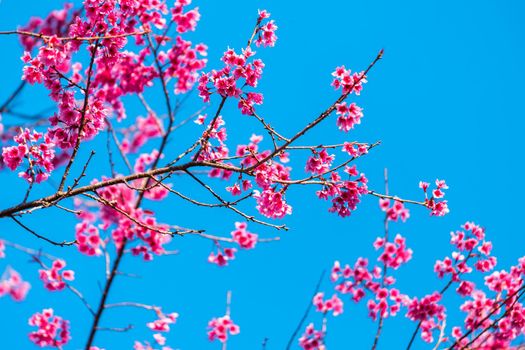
[
  {"x1": 133, "y1": 151, "x2": 169, "y2": 201},
  {"x1": 335, "y1": 102, "x2": 364, "y2": 132},
  {"x1": 313, "y1": 292, "x2": 344, "y2": 316},
  {"x1": 207, "y1": 315, "x2": 240, "y2": 343},
  {"x1": 75, "y1": 220, "x2": 103, "y2": 256},
  {"x1": 254, "y1": 187, "x2": 293, "y2": 219},
  {"x1": 0, "y1": 267, "x2": 31, "y2": 302},
  {"x1": 76, "y1": 180, "x2": 172, "y2": 261},
  {"x1": 305, "y1": 149, "x2": 335, "y2": 175},
  {"x1": 405, "y1": 292, "x2": 446, "y2": 343},
  {"x1": 5, "y1": 0, "x2": 207, "y2": 179},
  {"x1": 130, "y1": 307, "x2": 179, "y2": 350},
  {"x1": 197, "y1": 10, "x2": 276, "y2": 114},
  {"x1": 38, "y1": 259, "x2": 75, "y2": 292},
  {"x1": 207, "y1": 222, "x2": 259, "y2": 266},
  {"x1": 419, "y1": 179, "x2": 450, "y2": 216},
  {"x1": 254, "y1": 10, "x2": 278, "y2": 47},
  {"x1": 219, "y1": 131, "x2": 294, "y2": 219},
  {"x1": 446, "y1": 249, "x2": 525, "y2": 347},
  {"x1": 379, "y1": 221, "x2": 524, "y2": 345},
  {"x1": 19, "y1": 3, "x2": 76, "y2": 51},
  {"x1": 121, "y1": 113, "x2": 163, "y2": 154},
  {"x1": 451, "y1": 285, "x2": 525, "y2": 348},
  {"x1": 134, "y1": 335, "x2": 171, "y2": 350},
  {"x1": 208, "y1": 243, "x2": 237, "y2": 267},
  {"x1": 250, "y1": 151, "x2": 293, "y2": 219},
  {"x1": 342, "y1": 142, "x2": 370, "y2": 158},
  {"x1": 2, "y1": 1, "x2": 514, "y2": 349},
  {"x1": 373, "y1": 234, "x2": 413, "y2": 270},
  {"x1": 298, "y1": 323, "x2": 325, "y2": 350},
  {"x1": 331, "y1": 65, "x2": 367, "y2": 95},
  {"x1": 28, "y1": 308, "x2": 70, "y2": 347},
  {"x1": 171, "y1": 0, "x2": 201, "y2": 33},
  {"x1": 198, "y1": 46, "x2": 265, "y2": 115},
  {"x1": 316, "y1": 165, "x2": 369, "y2": 218},
  {"x1": 2, "y1": 128, "x2": 56, "y2": 183},
  {"x1": 379, "y1": 199, "x2": 410, "y2": 222},
  {"x1": 195, "y1": 115, "x2": 229, "y2": 163},
  {"x1": 330, "y1": 255, "x2": 409, "y2": 321},
  {"x1": 162, "y1": 36, "x2": 207, "y2": 95},
  {"x1": 298, "y1": 199, "x2": 414, "y2": 345},
  {"x1": 147, "y1": 311, "x2": 178, "y2": 332},
  {"x1": 231, "y1": 222, "x2": 258, "y2": 249},
  {"x1": 434, "y1": 221, "x2": 497, "y2": 289}
]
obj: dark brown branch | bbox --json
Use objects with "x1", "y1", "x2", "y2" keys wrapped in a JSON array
[
  {"x1": 10, "y1": 216, "x2": 76, "y2": 247},
  {"x1": 0, "y1": 30, "x2": 150, "y2": 41},
  {"x1": 0, "y1": 81, "x2": 26, "y2": 113},
  {"x1": 285, "y1": 270, "x2": 326, "y2": 350},
  {"x1": 406, "y1": 321, "x2": 422, "y2": 350},
  {"x1": 85, "y1": 29, "x2": 186, "y2": 348},
  {"x1": 58, "y1": 41, "x2": 100, "y2": 192}
]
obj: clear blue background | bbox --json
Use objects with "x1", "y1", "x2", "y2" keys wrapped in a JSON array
[{"x1": 0, "y1": 0, "x2": 524, "y2": 349}]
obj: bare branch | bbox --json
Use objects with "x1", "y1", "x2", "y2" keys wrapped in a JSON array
[
  {"x1": 0, "y1": 30, "x2": 150, "y2": 42},
  {"x1": 10, "y1": 216, "x2": 76, "y2": 247}
]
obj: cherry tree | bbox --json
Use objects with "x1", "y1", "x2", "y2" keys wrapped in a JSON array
[{"x1": 0, "y1": 1, "x2": 523, "y2": 349}]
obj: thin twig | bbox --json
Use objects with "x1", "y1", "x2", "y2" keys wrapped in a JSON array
[
  {"x1": 10, "y1": 216, "x2": 76, "y2": 247},
  {"x1": 285, "y1": 270, "x2": 326, "y2": 350},
  {"x1": 371, "y1": 168, "x2": 390, "y2": 350},
  {"x1": 0, "y1": 30, "x2": 150, "y2": 41},
  {"x1": 95, "y1": 324, "x2": 134, "y2": 332},
  {"x1": 185, "y1": 170, "x2": 287, "y2": 231}
]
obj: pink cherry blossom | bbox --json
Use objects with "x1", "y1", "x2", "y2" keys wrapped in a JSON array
[
  {"x1": 39, "y1": 259, "x2": 75, "y2": 291},
  {"x1": 313, "y1": 292, "x2": 344, "y2": 316},
  {"x1": 254, "y1": 188, "x2": 292, "y2": 219},
  {"x1": 342, "y1": 142, "x2": 369, "y2": 157},
  {"x1": 0, "y1": 267, "x2": 31, "y2": 301},
  {"x1": 28, "y1": 308, "x2": 70, "y2": 347},
  {"x1": 147, "y1": 312, "x2": 178, "y2": 332},
  {"x1": 319, "y1": 172, "x2": 368, "y2": 217},
  {"x1": 2, "y1": 128, "x2": 56, "y2": 183},
  {"x1": 420, "y1": 179, "x2": 450, "y2": 216},
  {"x1": 331, "y1": 65, "x2": 367, "y2": 95},
  {"x1": 171, "y1": 0, "x2": 200, "y2": 33},
  {"x1": 305, "y1": 149, "x2": 335, "y2": 175},
  {"x1": 207, "y1": 315, "x2": 240, "y2": 343},
  {"x1": 335, "y1": 102, "x2": 364, "y2": 132},
  {"x1": 379, "y1": 199, "x2": 410, "y2": 222},
  {"x1": 299, "y1": 323, "x2": 324, "y2": 350},
  {"x1": 406, "y1": 292, "x2": 445, "y2": 342},
  {"x1": 376, "y1": 234, "x2": 413, "y2": 269},
  {"x1": 76, "y1": 221, "x2": 103, "y2": 256},
  {"x1": 208, "y1": 246, "x2": 237, "y2": 267},
  {"x1": 231, "y1": 222, "x2": 258, "y2": 249},
  {"x1": 122, "y1": 114, "x2": 163, "y2": 154}
]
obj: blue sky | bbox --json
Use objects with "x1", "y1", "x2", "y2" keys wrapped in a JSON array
[{"x1": 0, "y1": 0, "x2": 524, "y2": 349}]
